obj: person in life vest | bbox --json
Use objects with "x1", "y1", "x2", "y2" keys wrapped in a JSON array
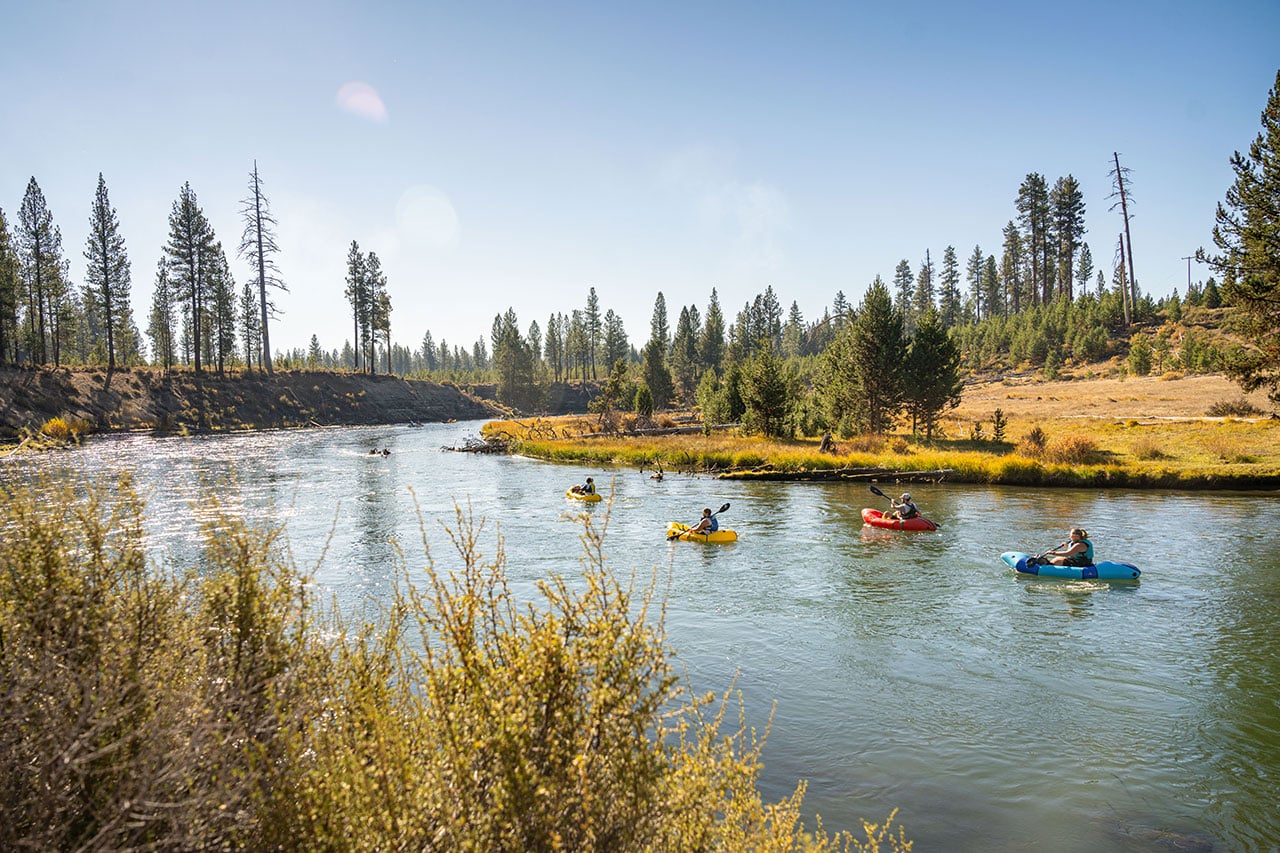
[
  {"x1": 570, "y1": 476, "x2": 595, "y2": 495},
  {"x1": 689, "y1": 507, "x2": 719, "y2": 534},
  {"x1": 889, "y1": 492, "x2": 919, "y2": 520},
  {"x1": 1041, "y1": 528, "x2": 1094, "y2": 567}
]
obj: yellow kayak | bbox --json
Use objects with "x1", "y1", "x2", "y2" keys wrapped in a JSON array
[
  {"x1": 566, "y1": 488, "x2": 602, "y2": 502},
  {"x1": 666, "y1": 522, "x2": 738, "y2": 543}
]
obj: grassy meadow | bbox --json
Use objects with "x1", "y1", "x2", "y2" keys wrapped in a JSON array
[{"x1": 482, "y1": 373, "x2": 1280, "y2": 489}]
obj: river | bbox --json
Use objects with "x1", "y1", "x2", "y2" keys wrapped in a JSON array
[{"x1": 6, "y1": 420, "x2": 1279, "y2": 851}]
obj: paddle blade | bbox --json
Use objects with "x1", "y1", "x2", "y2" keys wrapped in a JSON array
[
  {"x1": 869, "y1": 485, "x2": 886, "y2": 498},
  {"x1": 717, "y1": 502, "x2": 731, "y2": 514}
]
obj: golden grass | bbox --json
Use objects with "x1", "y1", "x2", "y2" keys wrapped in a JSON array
[{"x1": 484, "y1": 414, "x2": 1280, "y2": 489}]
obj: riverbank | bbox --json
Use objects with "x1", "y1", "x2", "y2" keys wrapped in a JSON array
[
  {"x1": 0, "y1": 366, "x2": 504, "y2": 440},
  {"x1": 481, "y1": 374, "x2": 1280, "y2": 490}
]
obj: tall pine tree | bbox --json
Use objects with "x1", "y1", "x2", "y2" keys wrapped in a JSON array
[
  {"x1": 903, "y1": 307, "x2": 963, "y2": 439},
  {"x1": 1200, "y1": 67, "x2": 1280, "y2": 403},
  {"x1": 0, "y1": 208, "x2": 18, "y2": 363},
  {"x1": 164, "y1": 183, "x2": 217, "y2": 373},
  {"x1": 1050, "y1": 175, "x2": 1087, "y2": 300},
  {"x1": 82, "y1": 174, "x2": 133, "y2": 370}
]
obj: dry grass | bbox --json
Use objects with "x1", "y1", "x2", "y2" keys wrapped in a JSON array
[{"x1": 485, "y1": 377, "x2": 1280, "y2": 488}]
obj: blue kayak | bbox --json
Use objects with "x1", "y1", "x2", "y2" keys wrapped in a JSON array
[{"x1": 1001, "y1": 551, "x2": 1141, "y2": 581}]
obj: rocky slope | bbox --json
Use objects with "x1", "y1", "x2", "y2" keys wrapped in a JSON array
[{"x1": 0, "y1": 367, "x2": 505, "y2": 437}]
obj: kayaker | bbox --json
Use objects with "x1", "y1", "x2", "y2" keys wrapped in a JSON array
[
  {"x1": 1041, "y1": 528, "x2": 1094, "y2": 567},
  {"x1": 689, "y1": 507, "x2": 719, "y2": 534},
  {"x1": 570, "y1": 476, "x2": 596, "y2": 495},
  {"x1": 889, "y1": 492, "x2": 919, "y2": 520}
]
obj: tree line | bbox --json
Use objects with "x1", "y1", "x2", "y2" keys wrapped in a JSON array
[{"x1": 3, "y1": 67, "x2": 1277, "y2": 410}]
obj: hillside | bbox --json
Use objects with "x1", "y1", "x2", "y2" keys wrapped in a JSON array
[{"x1": 0, "y1": 367, "x2": 504, "y2": 438}]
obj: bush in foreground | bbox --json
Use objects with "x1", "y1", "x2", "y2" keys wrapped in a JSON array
[{"x1": 0, "y1": 476, "x2": 908, "y2": 851}]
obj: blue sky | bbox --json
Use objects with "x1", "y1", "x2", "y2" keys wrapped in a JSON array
[{"x1": 3, "y1": 0, "x2": 1278, "y2": 357}]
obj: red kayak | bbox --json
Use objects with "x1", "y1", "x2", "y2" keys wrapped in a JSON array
[{"x1": 861, "y1": 507, "x2": 938, "y2": 531}]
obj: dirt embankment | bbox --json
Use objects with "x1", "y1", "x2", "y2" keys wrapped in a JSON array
[{"x1": 0, "y1": 367, "x2": 505, "y2": 437}]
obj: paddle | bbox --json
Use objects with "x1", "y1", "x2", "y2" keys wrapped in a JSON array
[
  {"x1": 1033, "y1": 540, "x2": 1070, "y2": 562},
  {"x1": 669, "y1": 502, "x2": 731, "y2": 540}
]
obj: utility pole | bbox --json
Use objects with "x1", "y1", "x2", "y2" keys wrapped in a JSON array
[{"x1": 1181, "y1": 256, "x2": 1194, "y2": 292}]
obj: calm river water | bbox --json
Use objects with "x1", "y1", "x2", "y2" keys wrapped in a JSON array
[{"x1": 6, "y1": 421, "x2": 1280, "y2": 851}]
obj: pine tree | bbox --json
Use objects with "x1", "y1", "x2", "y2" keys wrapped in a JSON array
[
  {"x1": 698, "y1": 289, "x2": 725, "y2": 373},
  {"x1": 892, "y1": 261, "x2": 913, "y2": 318},
  {"x1": 938, "y1": 245, "x2": 961, "y2": 328},
  {"x1": 0, "y1": 208, "x2": 18, "y2": 363},
  {"x1": 363, "y1": 252, "x2": 386, "y2": 373},
  {"x1": 740, "y1": 340, "x2": 791, "y2": 437},
  {"x1": 669, "y1": 305, "x2": 699, "y2": 402},
  {"x1": 82, "y1": 174, "x2": 133, "y2": 371},
  {"x1": 903, "y1": 306, "x2": 963, "y2": 439},
  {"x1": 1050, "y1": 175, "x2": 1086, "y2": 300},
  {"x1": 781, "y1": 300, "x2": 804, "y2": 358},
  {"x1": 1016, "y1": 173, "x2": 1053, "y2": 304},
  {"x1": 602, "y1": 309, "x2": 629, "y2": 369},
  {"x1": 966, "y1": 245, "x2": 986, "y2": 321},
  {"x1": 1200, "y1": 68, "x2": 1280, "y2": 403},
  {"x1": 1076, "y1": 243, "x2": 1095, "y2": 297},
  {"x1": 982, "y1": 255, "x2": 1001, "y2": 320},
  {"x1": 164, "y1": 183, "x2": 217, "y2": 374},
  {"x1": 17, "y1": 178, "x2": 66, "y2": 364},
  {"x1": 821, "y1": 277, "x2": 904, "y2": 434},
  {"x1": 545, "y1": 313, "x2": 563, "y2": 382},
  {"x1": 207, "y1": 244, "x2": 237, "y2": 373},
  {"x1": 584, "y1": 287, "x2": 602, "y2": 380},
  {"x1": 567, "y1": 310, "x2": 587, "y2": 385},
  {"x1": 344, "y1": 242, "x2": 367, "y2": 372},
  {"x1": 643, "y1": 293, "x2": 674, "y2": 409},
  {"x1": 1001, "y1": 221, "x2": 1025, "y2": 314},
  {"x1": 493, "y1": 307, "x2": 534, "y2": 408},
  {"x1": 239, "y1": 278, "x2": 261, "y2": 370},
  {"x1": 238, "y1": 161, "x2": 286, "y2": 374},
  {"x1": 147, "y1": 259, "x2": 176, "y2": 372},
  {"x1": 911, "y1": 249, "x2": 935, "y2": 324}
]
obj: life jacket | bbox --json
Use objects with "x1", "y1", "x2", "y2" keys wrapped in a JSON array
[
  {"x1": 900, "y1": 502, "x2": 918, "y2": 519},
  {"x1": 708, "y1": 515, "x2": 719, "y2": 532},
  {"x1": 583, "y1": 482, "x2": 595, "y2": 494},
  {"x1": 1064, "y1": 538, "x2": 1094, "y2": 566}
]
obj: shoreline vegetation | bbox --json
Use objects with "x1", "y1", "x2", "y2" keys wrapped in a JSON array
[
  {"x1": 0, "y1": 475, "x2": 908, "y2": 851},
  {"x1": 479, "y1": 373, "x2": 1280, "y2": 490}
]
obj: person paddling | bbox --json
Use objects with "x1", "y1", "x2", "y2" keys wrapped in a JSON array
[
  {"x1": 689, "y1": 507, "x2": 720, "y2": 534},
  {"x1": 1038, "y1": 528, "x2": 1094, "y2": 567},
  {"x1": 889, "y1": 492, "x2": 919, "y2": 520},
  {"x1": 570, "y1": 476, "x2": 596, "y2": 495}
]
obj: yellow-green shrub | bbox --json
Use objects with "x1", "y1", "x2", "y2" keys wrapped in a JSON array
[
  {"x1": 1045, "y1": 435, "x2": 1100, "y2": 464},
  {"x1": 0, "y1": 476, "x2": 907, "y2": 852}
]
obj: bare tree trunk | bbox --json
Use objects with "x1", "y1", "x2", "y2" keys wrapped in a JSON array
[{"x1": 1113, "y1": 152, "x2": 1138, "y2": 323}]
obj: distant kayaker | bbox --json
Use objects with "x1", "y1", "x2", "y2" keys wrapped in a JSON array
[
  {"x1": 1040, "y1": 528, "x2": 1094, "y2": 567},
  {"x1": 888, "y1": 492, "x2": 919, "y2": 520},
  {"x1": 570, "y1": 476, "x2": 595, "y2": 495},
  {"x1": 689, "y1": 507, "x2": 719, "y2": 534}
]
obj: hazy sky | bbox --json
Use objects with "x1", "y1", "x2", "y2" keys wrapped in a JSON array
[{"x1": 3, "y1": 1, "x2": 1278, "y2": 356}]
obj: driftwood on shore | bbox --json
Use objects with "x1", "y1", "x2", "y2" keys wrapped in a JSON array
[
  {"x1": 719, "y1": 466, "x2": 953, "y2": 483},
  {"x1": 444, "y1": 436, "x2": 510, "y2": 454}
]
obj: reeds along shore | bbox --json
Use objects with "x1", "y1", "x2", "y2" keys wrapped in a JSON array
[{"x1": 482, "y1": 414, "x2": 1280, "y2": 490}]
